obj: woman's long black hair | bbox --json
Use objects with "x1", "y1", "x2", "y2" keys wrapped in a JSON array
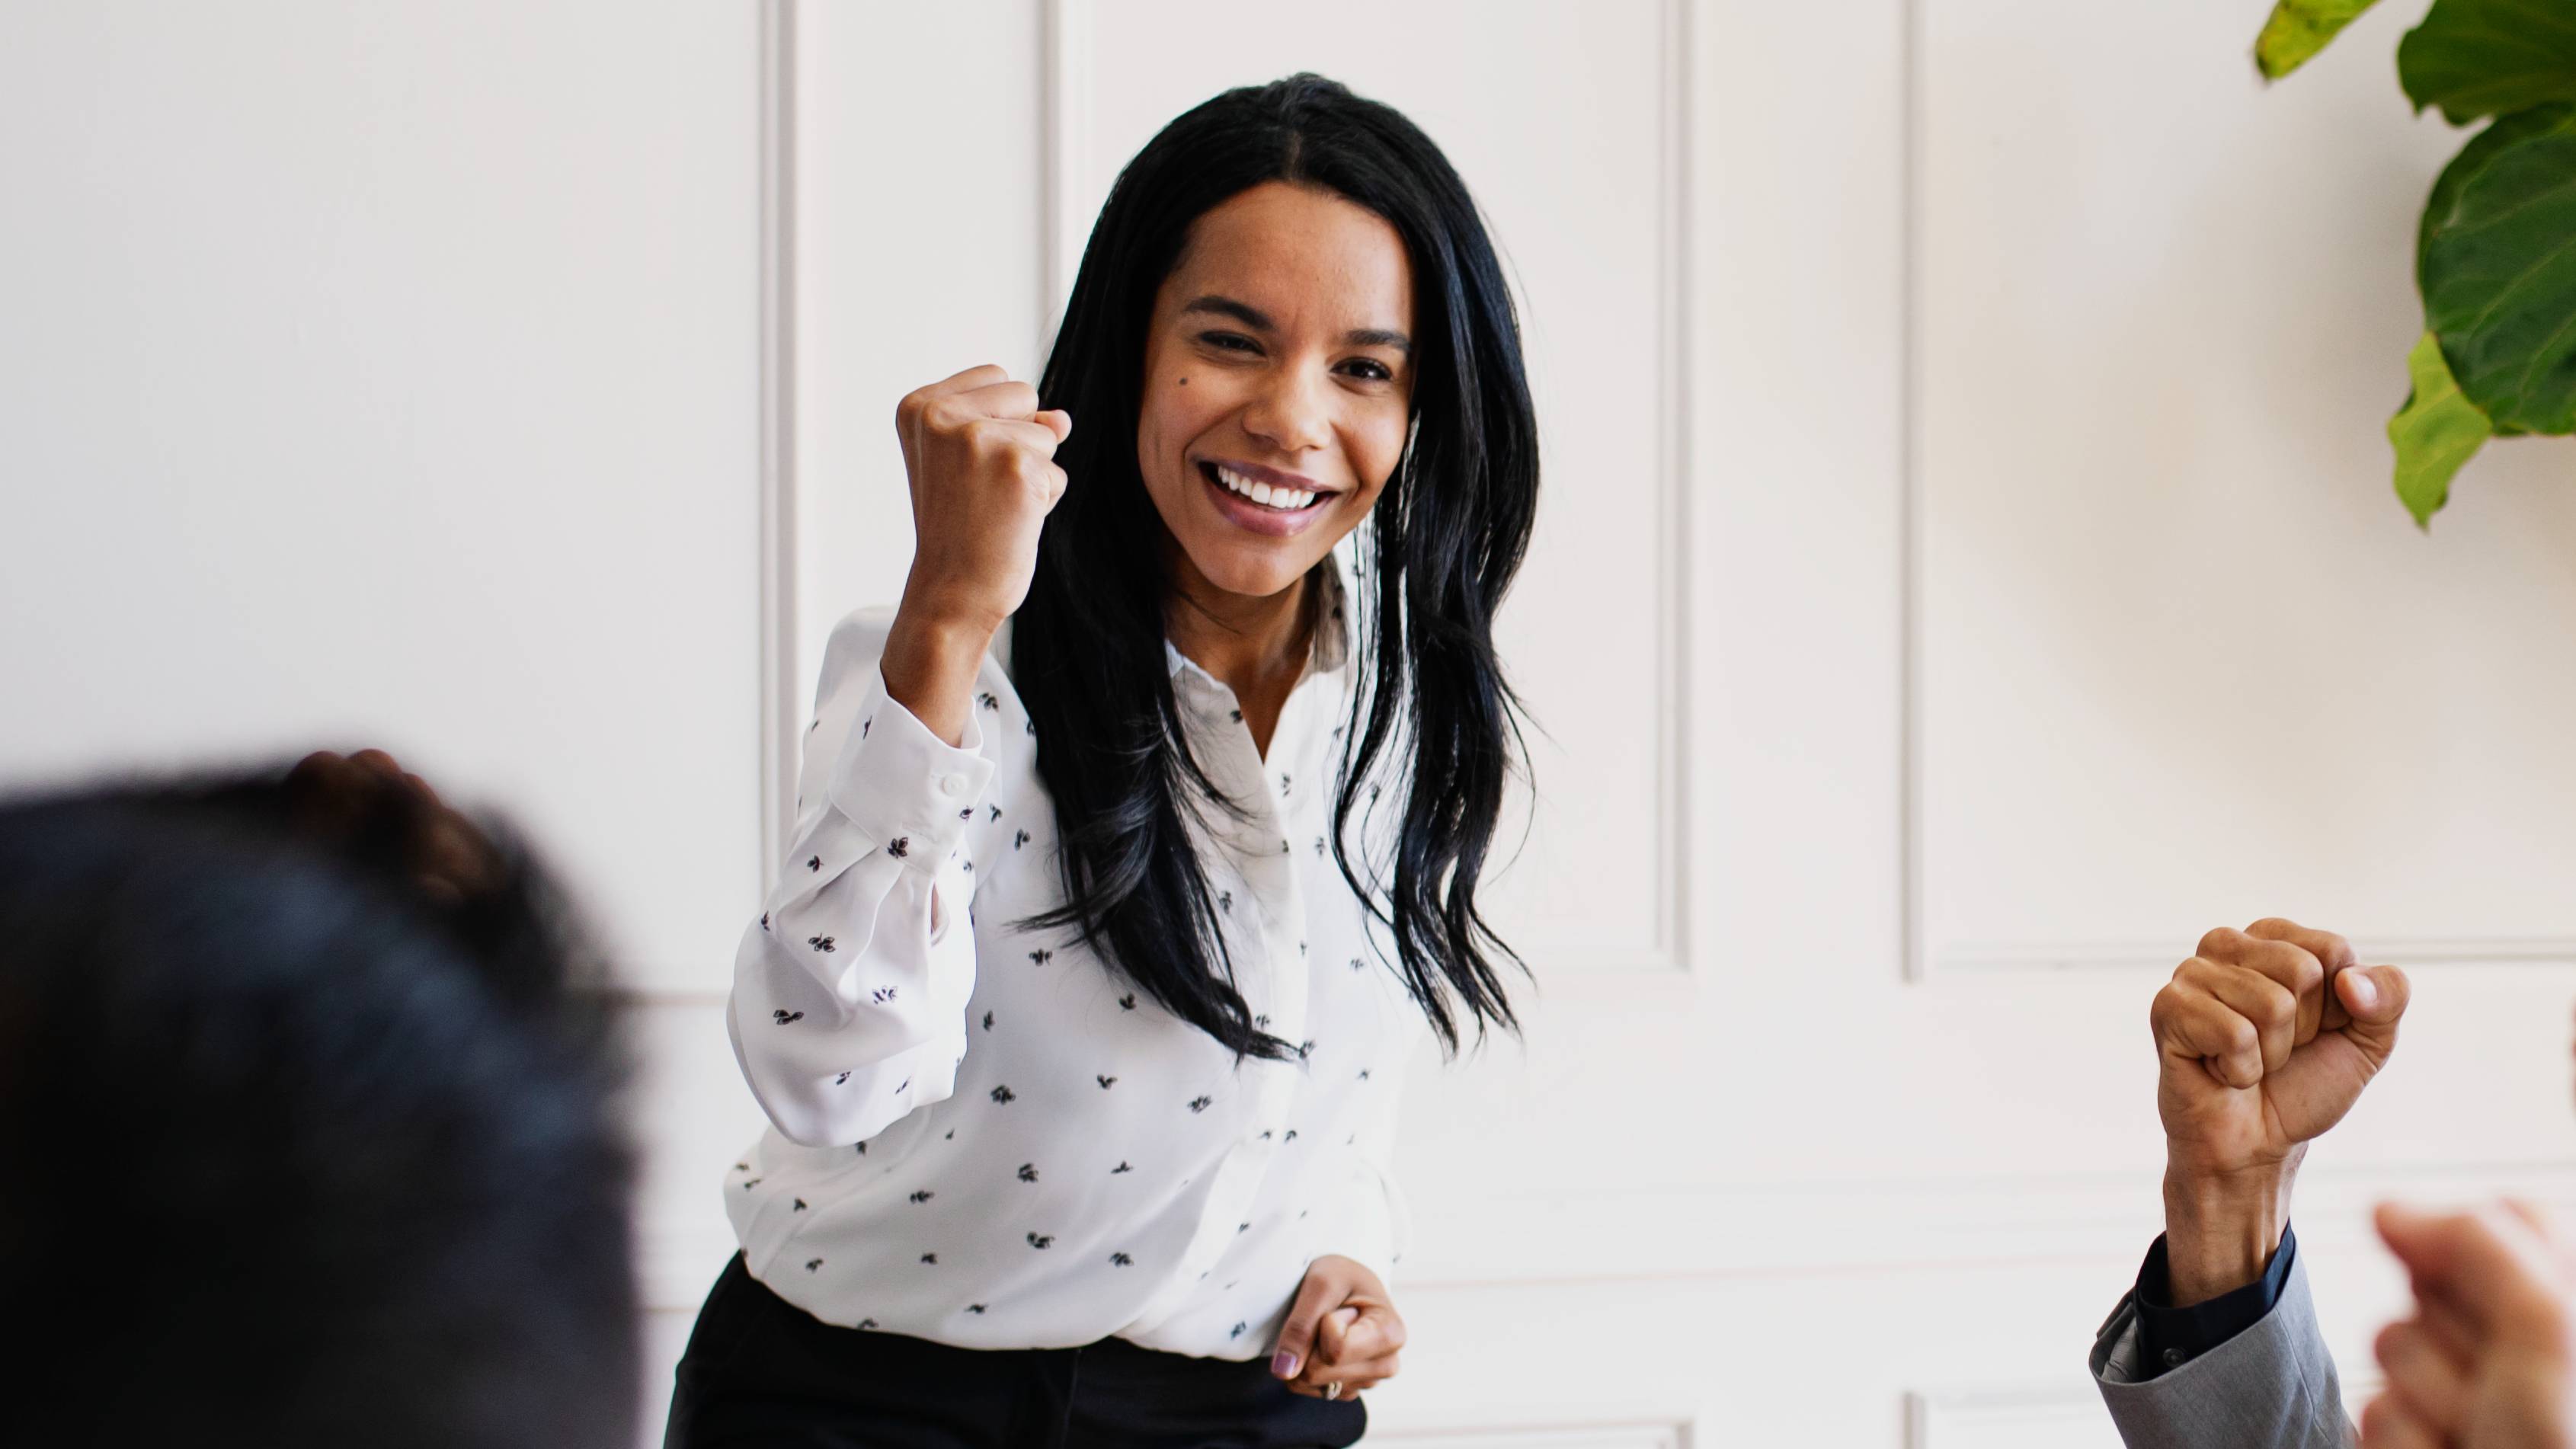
[{"x1": 1015, "y1": 73, "x2": 1539, "y2": 1060}]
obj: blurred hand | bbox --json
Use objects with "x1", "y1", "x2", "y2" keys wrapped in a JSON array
[
  {"x1": 281, "y1": 749, "x2": 498, "y2": 907},
  {"x1": 1271, "y1": 1255, "x2": 1405, "y2": 1402},
  {"x1": 2151, "y1": 918, "x2": 2411, "y2": 1303},
  {"x1": 2364, "y1": 1201, "x2": 2576, "y2": 1449}
]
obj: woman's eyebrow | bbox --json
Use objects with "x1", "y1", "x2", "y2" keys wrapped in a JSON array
[
  {"x1": 1182, "y1": 295, "x2": 1272, "y2": 330},
  {"x1": 1182, "y1": 296, "x2": 1410, "y2": 355}
]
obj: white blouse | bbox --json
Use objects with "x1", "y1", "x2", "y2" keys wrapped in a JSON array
[{"x1": 723, "y1": 564, "x2": 1423, "y2": 1359}]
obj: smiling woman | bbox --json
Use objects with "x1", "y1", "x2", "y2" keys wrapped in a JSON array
[
  {"x1": 1140, "y1": 193, "x2": 1417, "y2": 582},
  {"x1": 669, "y1": 73, "x2": 1540, "y2": 1449}
]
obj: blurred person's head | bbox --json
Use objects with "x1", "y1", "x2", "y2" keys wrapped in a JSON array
[{"x1": 0, "y1": 756, "x2": 636, "y2": 1449}]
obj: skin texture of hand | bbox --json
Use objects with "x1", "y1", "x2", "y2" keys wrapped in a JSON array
[
  {"x1": 2364, "y1": 1201, "x2": 2576, "y2": 1449},
  {"x1": 2151, "y1": 919, "x2": 2412, "y2": 1303},
  {"x1": 1270, "y1": 1255, "x2": 1406, "y2": 1401},
  {"x1": 882, "y1": 363, "x2": 1073, "y2": 745}
]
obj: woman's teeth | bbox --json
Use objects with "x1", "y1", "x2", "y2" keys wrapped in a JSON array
[{"x1": 1213, "y1": 463, "x2": 1317, "y2": 512}]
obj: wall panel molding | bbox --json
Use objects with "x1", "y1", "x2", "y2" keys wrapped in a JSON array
[
  {"x1": 1934, "y1": 936, "x2": 2576, "y2": 975},
  {"x1": 1890, "y1": 0, "x2": 2576, "y2": 984},
  {"x1": 1492, "y1": 0, "x2": 1694, "y2": 976},
  {"x1": 1899, "y1": 0, "x2": 1929, "y2": 984},
  {"x1": 1906, "y1": 1387, "x2": 2116, "y2": 1449},
  {"x1": 1642, "y1": 0, "x2": 1696, "y2": 978},
  {"x1": 757, "y1": 0, "x2": 800, "y2": 900},
  {"x1": 1039, "y1": 0, "x2": 1093, "y2": 350}
]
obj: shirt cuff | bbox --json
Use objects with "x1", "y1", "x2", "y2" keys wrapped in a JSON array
[
  {"x1": 825, "y1": 673, "x2": 996, "y2": 870},
  {"x1": 2131, "y1": 1222, "x2": 2298, "y2": 1378}
]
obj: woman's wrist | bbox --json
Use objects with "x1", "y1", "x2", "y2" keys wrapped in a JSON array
[{"x1": 883, "y1": 597, "x2": 1000, "y2": 747}]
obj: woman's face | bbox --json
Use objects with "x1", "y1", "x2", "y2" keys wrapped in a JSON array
[{"x1": 1136, "y1": 181, "x2": 1417, "y2": 603}]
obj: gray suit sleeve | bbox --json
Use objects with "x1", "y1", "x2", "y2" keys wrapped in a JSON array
[{"x1": 2090, "y1": 1249, "x2": 2353, "y2": 1449}]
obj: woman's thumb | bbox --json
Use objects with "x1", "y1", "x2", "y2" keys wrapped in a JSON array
[
  {"x1": 1270, "y1": 1272, "x2": 1339, "y2": 1380},
  {"x1": 2337, "y1": 963, "x2": 2410, "y2": 1025}
]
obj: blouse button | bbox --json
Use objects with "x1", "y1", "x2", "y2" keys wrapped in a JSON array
[{"x1": 938, "y1": 776, "x2": 965, "y2": 797}]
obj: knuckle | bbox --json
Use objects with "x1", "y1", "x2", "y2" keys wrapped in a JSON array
[
  {"x1": 2197, "y1": 926, "x2": 2241, "y2": 959},
  {"x1": 2227, "y1": 1019, "x2": 2259, "y2": 1057},
  {"x1": 2289, "y1": 954, "x2": 2325, "y2": 993},
  {"x1": 2255, "y1": 983, "x2": 2296, "y2": 1029}
]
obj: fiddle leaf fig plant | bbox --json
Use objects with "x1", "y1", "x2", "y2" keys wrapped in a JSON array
[{"x1": 2257, "y1": 0, "x2": 2576, "y2": 526}]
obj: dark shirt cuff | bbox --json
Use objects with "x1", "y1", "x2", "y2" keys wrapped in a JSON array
[{"x1": 2131, "y1": 1222, "x2": 2297, "y2": 1378}]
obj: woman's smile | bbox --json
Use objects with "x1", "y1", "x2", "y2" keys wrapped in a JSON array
[{"x1": 1197, "y1": 456, "x2": 1340, "y2": 537}]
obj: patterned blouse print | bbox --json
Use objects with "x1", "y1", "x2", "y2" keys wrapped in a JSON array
[{"x1": 725, "y1": 558, "x2": 1420, "y2": 1358}]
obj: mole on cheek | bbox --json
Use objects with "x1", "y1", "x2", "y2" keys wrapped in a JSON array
[{"x1": 1177, "y1": 376, "x2": 1188, "y2": 387}]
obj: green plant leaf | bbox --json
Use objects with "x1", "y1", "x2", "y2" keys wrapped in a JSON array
[
  {"x1": 2389, "y1": 329, "x2": 2494, "y2": 526},
  {"x1": 2256, "y1": 0, "x2": 2386, "y2": 79},
  {"x1": 2418, "y1": 102, "x2": 2576, "y2": 436},
  {"x1": 2398, "y1": 0, "x2": 2576, "y2": 124}
]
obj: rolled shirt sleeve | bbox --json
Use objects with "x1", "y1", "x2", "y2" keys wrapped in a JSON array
[{"x1": 729, "y1": 625, "x2": 997, "y2": 1147}]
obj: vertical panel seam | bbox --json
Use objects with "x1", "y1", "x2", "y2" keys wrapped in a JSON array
[{"x1": 758, "y1": 0, "x2": 800, "y2": 900}]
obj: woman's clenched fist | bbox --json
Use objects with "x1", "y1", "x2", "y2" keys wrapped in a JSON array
[
  {"x1": 894, "y1": 363, "x2": 1073, "y2": 637},
  {"x1": 880, "y1": 366, "x2": 1071, "y2": 745}
]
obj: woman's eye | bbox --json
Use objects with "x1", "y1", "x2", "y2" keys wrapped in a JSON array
[
  {"x1": 1339, "y1": 359, "x2": 1394, "y2": 382},
  {"x1": 1198, "y1": 331, "x2": 1259, "y2": 354}
]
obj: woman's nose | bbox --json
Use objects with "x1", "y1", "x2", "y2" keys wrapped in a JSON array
[{"x1": 1241, "y1": 367, "x2": 1333, "y2": 454}]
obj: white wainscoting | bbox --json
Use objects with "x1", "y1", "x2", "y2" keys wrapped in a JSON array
[
  {"x1": 8, "y1": 2, "x2": 2556, "y2": 1446},
  {"x1": 662, "y1": 0, "x2": 2576, "y2": 1441},
  {"x1": 1906, "y1": 0, "x2": 2576, "y2": 980},
  {"x1": 1906, "y1": 1389, "x2": 2123, "y2": 1449}
]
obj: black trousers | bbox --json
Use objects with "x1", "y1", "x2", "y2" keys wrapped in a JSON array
[{"x1": 664, "y1": 1256, "x2": 1369, "y2": 1449}]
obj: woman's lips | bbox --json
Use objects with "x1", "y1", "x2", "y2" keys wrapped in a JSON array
[
  {"x1": 1198, "y1": 460, "x2": 1333, "y2": 539},
  {"x1": 1202, "y1": 457, "x2": 1327, "y2": 507}
]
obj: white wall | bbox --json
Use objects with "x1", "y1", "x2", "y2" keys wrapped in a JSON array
[
  {"x1": 7, "y1": 3, "x2": 2576, "y2": 1447},
  {"x1": 0, "y1": 0, "x2": 764, "y2": 984},
  {"x1": 0, "y1": 2, "x2": 773, "y2": 1435}
]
